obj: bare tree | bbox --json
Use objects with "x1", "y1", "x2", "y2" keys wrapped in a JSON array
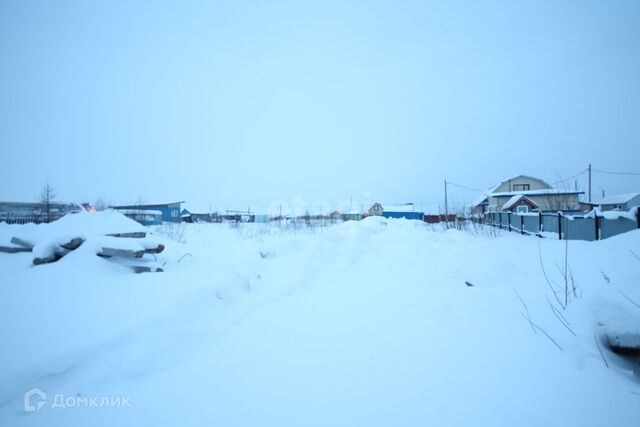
[
  {"x1": 541, "y1": 175, "x2": 578, "y2": 211},
  {"x1": 93, "y1": 197, "x2": 110, "y2": 211},
  {"x1": 39, "y1": 182, "x2": 57, "y2": 223}
]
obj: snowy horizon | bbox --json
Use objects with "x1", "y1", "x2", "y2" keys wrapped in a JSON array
[{"x1": 1, "y1": 0, "x2": 639, "y2": 209}]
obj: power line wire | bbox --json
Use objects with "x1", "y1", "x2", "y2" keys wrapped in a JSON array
[
  {"x1": 447, "y1": 167, "x2": 611, "y2": 195},
  {"x1": 592, "y1": 169, "x2": 640, "y2": 176},
  {"x1": 450, "y1": 169, "x2": 589, "y2": 193},
  {"x1": 551, "y1": 169, "x2": 588, "y2": 185},
  {"x1": 446, "y1": 182, "x2": 487, "y2": 193}
]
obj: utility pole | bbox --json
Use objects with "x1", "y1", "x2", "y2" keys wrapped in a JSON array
[
  {"x1": 444, "y1": 179, "x2": 448, "y2": 220},
  {"x1": 588, "y1": 163, "x2": 592, "y2": 203}
]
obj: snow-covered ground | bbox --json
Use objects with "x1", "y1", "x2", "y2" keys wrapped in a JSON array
[{"x1": 0, "y1": 212, "x2": 639, "y2": 426}]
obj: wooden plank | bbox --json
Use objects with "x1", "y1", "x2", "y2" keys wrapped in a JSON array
[
  {"x1": 106, "y1": 232, "x2": 147, "y2": 238},
  {"x1": 0, "y1": 246, "x2": 32, "y2": 254},
  {"x1": 98, "y1": 247, "x2": 144, "y2": 258},
  {"x1": 143, "y1": 244, "x2": 165, "y2": 254},
  {"x1": 60, "y1": 237, "x2": 84, "y2": 250},
  {"x1": 10, "y1": 237, "x2": 34, "y2": 250}
]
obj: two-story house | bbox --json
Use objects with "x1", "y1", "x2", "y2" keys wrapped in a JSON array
[{"x1": 472, "y1": 175, "x2": 583, "y2": 214}]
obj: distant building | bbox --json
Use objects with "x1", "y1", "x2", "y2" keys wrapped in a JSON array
[
  {"x1": 368, "y1": 203, "x2": 384, "y2": 216},
  {"x1": 341, "y1": 208, "x2": 362, "y2": 221},
  {"x1": 329, "y1": 211, "x2": 343, "y2": 221},
  {"x1": 110, "y1": 201, "x2": 183, "y2": 224},
  {"x1": 327, "y1": 208, "x2": 361, "y2": 221},
  {"x1": 368, "y1": 203, "x2": 423, "y2": 220},
  {"x1": 588, "y1": 193, "x2": 640, "y2": 211},
  {"x1": 115, "y1": 209, "x2": 163, "y2": 226},
  {"x1": 471, "y1": 175, "x2": 583, "y2": 214},
  {"x1": 180, "y1": 209, "x2": 218, "y2": 223},
  {"x1": 180, "y1": 209, "x2": 193, "y2": 221},
  {"x1": 0, "y1": 201, "x2": 83, "y2": 224}
]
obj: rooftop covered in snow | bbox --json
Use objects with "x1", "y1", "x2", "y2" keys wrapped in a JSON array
[
  {"x1": 590, "y1": 192, "x2": 640, "y2": 206},
  {"x1": 382, "y1": 203, "x2": 416, "y2": 213}
]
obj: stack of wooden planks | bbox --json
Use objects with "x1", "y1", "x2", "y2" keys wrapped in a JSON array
[{"x1": 1, "y1": 231, "x2": 165, "y2": 273}]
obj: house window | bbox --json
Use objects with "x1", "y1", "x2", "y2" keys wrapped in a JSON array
[
  {"x1": 516, "y1": 205, "x2": 529, "y2": 213},
  {"x1": 513, "y1": 184, "x2": 530, "y2": 191}
]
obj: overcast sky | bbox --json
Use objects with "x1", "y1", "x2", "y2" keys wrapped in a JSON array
[{"x1": 1, "y1": 0, "x2": 639, "y2": 214}]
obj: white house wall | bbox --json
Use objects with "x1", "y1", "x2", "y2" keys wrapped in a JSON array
[{"x1": 493, "y1": 176, "x2": 551, "y2": 193}]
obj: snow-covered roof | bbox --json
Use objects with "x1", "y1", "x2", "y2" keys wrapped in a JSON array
[
  {"x1": 382, "y1": 203, "x2": 415, "y2": 213},
  {"x1": 118, "y1": 209, "x2": 163, "y2": 216},
  {"x1": 502, "y1": 195, "x2": 539, "y2": 210},
  {"x1": 470, "y1": 182, "x2": 502, "y2": 207},
  {"x1": 490, "y1": 189, "x2": 583, "y2": 197},
  {"x1": 471, "y1": 195, "x2": 489, "y2": 207},
  {"x1": 342, "y1": 207, "x2": 362, "y2": 214},
  {"x1": 471, "y1": 176, "x2": 555, "y2": 207},
  {"x1": 591, "y1": 192, "x2": 640, "y2": 206},
  {"x1": 181, "y1": 204, "x2": 218, "y2": 215},
  {"x1": 111, "y1": 201, "x2": 184, "y2": 209}
]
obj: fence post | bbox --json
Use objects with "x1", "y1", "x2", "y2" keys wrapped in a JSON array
[
  {"x1": 520, "y1": 214, "x2": 524, "y2": 235},
  {"x1": 594, "y1": 213, "x2": 599, "y2": 241},
  {"x1": 499, "y1": 212, "x2": 502, "y2": 230},
  {"x1": 508, "y1": 212, "x2": 511, "y2": 232},
  {"x1": 538, "y1": 212, "x2": 542, "y2": 233},
  {"x1": 637, "y1": 207, "x2": 640, "y2": 229},
  {"x1": 558, "y1": 212, "x2": 562, "y2": 240}
]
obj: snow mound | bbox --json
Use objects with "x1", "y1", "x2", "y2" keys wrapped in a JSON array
[
  {"x1": 1, "y1": 211, "x2": 145, "y2": 245},
  {"x1": 0, "y1": 211, "x2": 165, "y2": 272}
]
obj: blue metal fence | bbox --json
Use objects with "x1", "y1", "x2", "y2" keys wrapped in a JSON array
[
  {"x1": 523, "y1": 215, "x2": 539, "y2": 234},
  {"x1": 562, "y1": 216, "x2": 596, "y2": 241},
  {"x1": 541, "y1": 214, "x2": 558, "y2": 234},
  {"x1": 600, "y1": 217, "x2": 637, "y2": 240},
  {"x1": 382, "y1": 211, "x2": 423, "y2": 220},
  {"x1": 478, "y1": 209, "x2": 639, "y2": 241}
]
